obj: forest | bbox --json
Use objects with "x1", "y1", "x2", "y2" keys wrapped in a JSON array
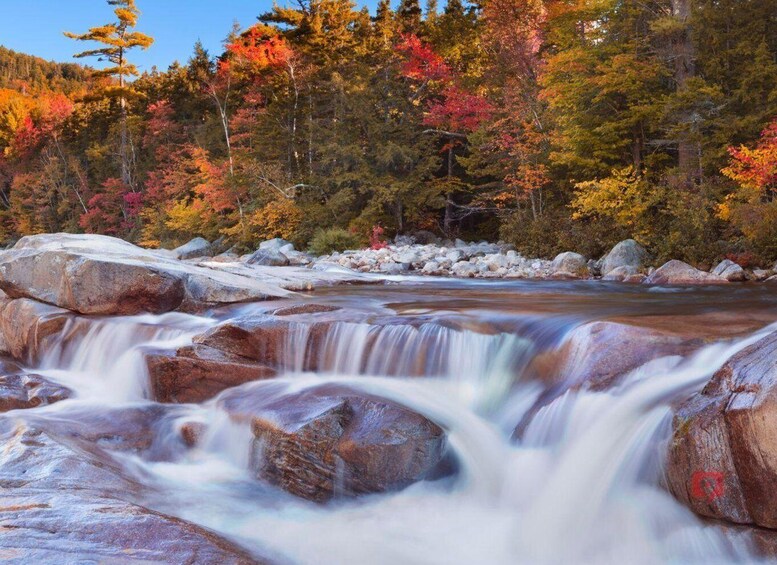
[{"x1": 0, "y1": 0, "x2": 775, "y2": 264}]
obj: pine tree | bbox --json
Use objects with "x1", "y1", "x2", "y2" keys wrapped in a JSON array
[{"x1": 65, "y1": 0, "x2": 153, "y2": 189}]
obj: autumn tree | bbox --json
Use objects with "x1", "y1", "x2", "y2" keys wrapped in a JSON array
[
  {"x1": 65, "y1": 0, "x2": 154, "y2": 189},
  {"x1": 720, "y1": 118, "x2": 777, "y2": 256}
]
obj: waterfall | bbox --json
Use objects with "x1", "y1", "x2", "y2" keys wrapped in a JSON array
[{"x1": 34, "y1": 312, "x2": 213, "y2": 403}]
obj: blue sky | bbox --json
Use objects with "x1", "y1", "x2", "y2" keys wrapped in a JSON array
[{"x1": 0, "y1": 0, "x2": 375, "y2": 72}]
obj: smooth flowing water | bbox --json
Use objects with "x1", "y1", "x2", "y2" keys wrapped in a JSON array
[{"x1": 15, "y1": 278, "x2": 777, "y2": 563}]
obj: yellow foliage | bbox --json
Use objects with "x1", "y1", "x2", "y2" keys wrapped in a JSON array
[
  {"x1": 571, "y1": 167, "x2": 654, "y2": 233},
  {"x1": 249, "y1": 198, "x2": 303, "y2": 241}
]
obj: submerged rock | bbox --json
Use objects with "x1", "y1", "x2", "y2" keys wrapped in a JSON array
[
  {"x1": 667, "y1": 330, "x2": 777, "y2": 529},
  {"x1": 0, "y1": 371, "x2": 70, "y2": 411},
  {"x1": 644, "y1": 260, "x2": 727, "y2": 285},
  {"x1": 601, "y1": 239, "x2": 650, "y2": 277},
  {"x1": 528, "y1": 321, "x2": 702, "y2": 391},
  {"x1": 219, "y1": 382, "x2": 448, "y2": 502}
]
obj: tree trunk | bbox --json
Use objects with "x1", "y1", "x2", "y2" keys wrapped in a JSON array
[
  {"x1": 671, "y1": 0, "x2": 698, "y2": 182},
  {"x1": 443, "y1": 146, "x2": 455, "y2": 235}
]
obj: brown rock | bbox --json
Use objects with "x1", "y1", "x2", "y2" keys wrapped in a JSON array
[
  {"x1": 0, "y1": 234, "x2": 186, "y2": 315},
  {"x1": 530, "y1": 321, "x2": 701, "y2": 390},
  {"x1": 218, "y1": 382, "x2": 448, "y2": 502},
  {"x1": 194, "y1": 316, "x2": 332, "y2": 369},
  {"x1": 666, "y1": 331, "x2": 777, "y2": 528},
  {"x1": 272, "y1": 303, "x2": 341, "y2": 316},
  {"x1": 146, "y1": 345, "x2": 276, "y2": 403},
  {"x1": 0, "y1": 298, "x2": 72, "y2": 363}
]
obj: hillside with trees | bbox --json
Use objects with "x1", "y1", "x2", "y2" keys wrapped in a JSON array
[{"x1": 0, "y1": 0, "x2": 775, "y2": 264}]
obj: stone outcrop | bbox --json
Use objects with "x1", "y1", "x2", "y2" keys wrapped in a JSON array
[
  {"x1": 218, "y1": 382, "x2": 448, "y2": 502},
  {"x1": 0, "y1": 372, "x2": 71, "y2": 411},
  {"x1": 644, "y1": 260, "x2": 728, "y2": 285},
  {"x1": 0, "y1": 233, "x2": 366, "y2": 315},
  {"x1": 666, "y1": 331, "x2": 777, "y2": 529},
  {"x1": 145, "y1": 345, "x2": 276, "y2": 403}
]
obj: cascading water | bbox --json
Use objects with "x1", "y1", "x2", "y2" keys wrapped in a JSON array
[
  {"x1": 12, "y1": 280, "x2": 777, "y2": 564},
  {"x1": 34, "y1": 312, "x2": 214, "y2": 402}
]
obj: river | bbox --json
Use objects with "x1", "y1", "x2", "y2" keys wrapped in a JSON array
[{"x1": 11, "y1": 277, "x2": 777, "y2": 563}]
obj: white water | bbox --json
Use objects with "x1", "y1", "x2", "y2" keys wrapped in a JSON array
[{"x1": 18, "y1": 298, "x2": 777, "y2": 563}]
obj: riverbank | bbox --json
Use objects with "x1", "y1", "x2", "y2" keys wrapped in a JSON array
[{"x1": 181, "y1": 234, "x2": 774, "y2": 285}]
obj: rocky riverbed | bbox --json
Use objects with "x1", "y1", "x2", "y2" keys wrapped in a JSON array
[
  {"x1": 166, "y1": 234, "x2": 776, "y2": 285},
  {"x1": 1, "y1": 233, "x2": 777, "y2": 562}
]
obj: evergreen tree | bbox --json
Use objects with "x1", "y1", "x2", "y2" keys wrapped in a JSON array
[{"x1": 65, "y1": 0, "x2": 154, "y2": 189}]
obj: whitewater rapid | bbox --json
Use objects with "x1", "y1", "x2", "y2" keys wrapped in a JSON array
[{"x1": 15, "y1": 281, "x2": 777, "y2": 564}]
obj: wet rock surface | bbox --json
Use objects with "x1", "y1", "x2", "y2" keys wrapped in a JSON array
[
  {"x1": 146, "y1": 345, "x2": 277, "y2": 403},
  {"x1": 667, "y1": 330, "x2": 777, "y2": 529},
  {"x1": 0, "y1": 298, "x2": 71, "y2": 362},
  {"x1": 0, "y1": 417, "x2": 263, "y2": 564},
  {"x1": 218, "y1": 382, "x2": 448, "y2": 502}
]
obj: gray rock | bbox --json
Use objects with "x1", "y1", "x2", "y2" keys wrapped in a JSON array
[
  {"x1": 259, "y1": 238, "x2": 293, "y2": 252},
  {"x1": 712, "y1": 259, "x2": 746, "y2": 282},
  {"x1": 551, "y1": 252, "x2": 588, "y2": 275},
  {"x1": 173, "y1": 237, "x2": 213, "y2": 260},
  {"x1": 644, "y1": 260, "x2": 728, "y2": 285},
  {"x1": 451, "y1": 261, "x2": 477, "y2": 277},
  {"x1": 421, "y1": 261, "x2": 441, "y2": 274},
  {"x1": 752, "y1": 269, "x2": 771, "y2": 281},
  {"x1": 601, "y1": 239, "x2": 650, "y2": 276},
  {"x1": 379, "y1": 262, "x2": 409, "y2": 274},
  {"x1": 602, "y1": 265, "x2": 637, "y2": 282},
  {"x1": 245, "y1": 249, "x2": 290, "y2": 267}
]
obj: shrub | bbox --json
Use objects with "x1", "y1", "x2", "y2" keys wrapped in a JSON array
[{"x1": 308, "y1": 228, "x2": 363, "y2": 255}]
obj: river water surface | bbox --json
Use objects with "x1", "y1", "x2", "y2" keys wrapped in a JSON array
[{"x1": 17, "y1": 278, "x2": 777, "y2": 564}]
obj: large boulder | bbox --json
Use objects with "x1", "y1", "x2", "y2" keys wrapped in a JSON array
[
  {"x1": 712, "y1": 259, "x2": 747, "y2": 282},
  {"x1": 666, "y1": 331, "x2": 777, "y2": 529},
  {"x1": 217, "y1": 382, "x2": 448, "y2": 502},
  {"x1": 172, "y1": 237, "x2": 213, "y2": 260},
  {"x1": 551, "y1": 252, "x2": 588, "y2": 277},
  {"x1": 0, "y1": 233, "x2": 366, "y2": 315},
  {"x1": 145, "y1": 345, "x2": 276, "y2": 403},
  {"x1": 601, "y1": 239, "x2": 650, "y2": 276},
  {"x1": 259, "y1": 238, "x2": 293, "y2": 252},
  {"x1": 0, "y1": 234, "x2": 187, "y2": 315},
  {"x1": 644, "y1": 260, "x2": 728, "y2": 285}
]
